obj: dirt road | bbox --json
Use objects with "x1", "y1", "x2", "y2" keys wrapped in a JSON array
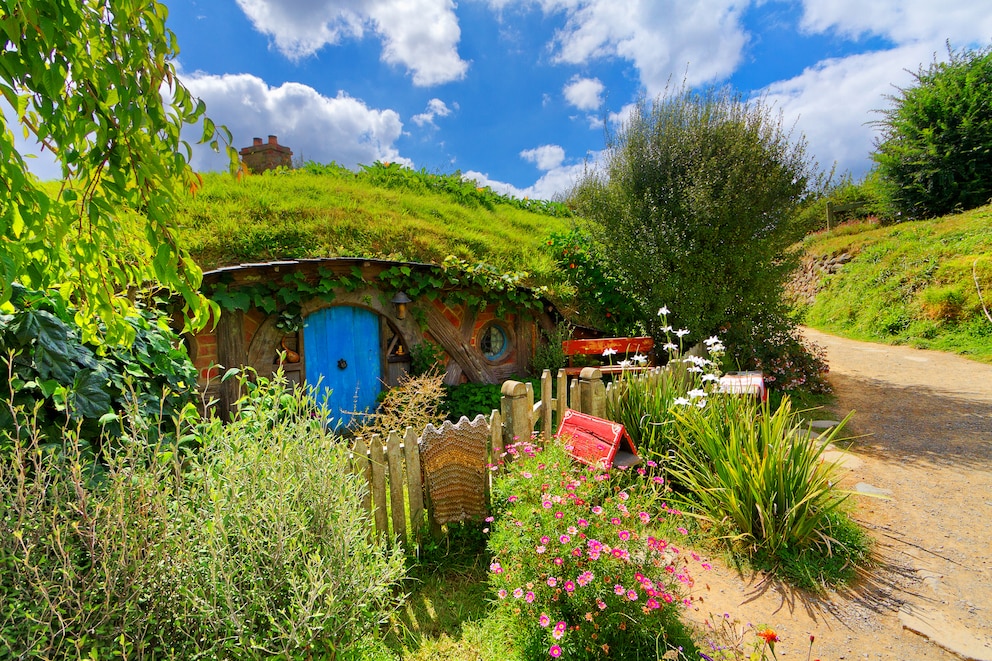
[{"x1": 686, "y1": 328, "x2": 992, "y2": 660}]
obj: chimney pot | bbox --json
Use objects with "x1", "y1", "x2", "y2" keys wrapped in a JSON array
[
  {"x1": 268, "y1": 135, "x2": 278, "y2": 145},
  {"x1": 253, "y1": 137, "x2": 262, "y2": 146}
]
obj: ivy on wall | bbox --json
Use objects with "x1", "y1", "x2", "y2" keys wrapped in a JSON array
[{"x1": 203, "y1": 257, "x2": 550, "y2": 331}]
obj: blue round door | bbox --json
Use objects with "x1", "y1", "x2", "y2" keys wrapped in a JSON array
[{"x1": 302, "y1": 306, "x2": 382, "y2": 427}]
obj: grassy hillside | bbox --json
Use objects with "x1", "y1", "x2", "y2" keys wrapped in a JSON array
[
  {"x1": 177, "y1": 163, "x2": 574, "y2": 293},
  {"x1": 794, "y1": 204, "x2": 992, "y2": 362}
]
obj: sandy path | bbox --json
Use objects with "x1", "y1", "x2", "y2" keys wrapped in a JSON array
[{"x1": 686, "y1": 328, "x2": 992, "y2": 660}]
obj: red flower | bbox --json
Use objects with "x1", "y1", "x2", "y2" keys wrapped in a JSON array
[{"x1": 757, "y1": 629, "x2": 779, "y2": 644}]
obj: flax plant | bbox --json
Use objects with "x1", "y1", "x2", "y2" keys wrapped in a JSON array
[{"x1": 668, "y1": 395, "x2": 852, "y2": 557}]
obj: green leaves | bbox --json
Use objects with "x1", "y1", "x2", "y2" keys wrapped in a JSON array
[
  {"x1": 873, "y1": 44, "x2": 992, "y2": 219},
  {"x1": 0, "y1": 0, "x2": 236, "y2": 343}
]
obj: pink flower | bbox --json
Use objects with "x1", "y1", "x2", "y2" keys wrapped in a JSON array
[
  {"x1": 539, "y1": 613, "x2": 551, "y2": 627},
  {"x1": 627, "y1": 589, "x2": 638, "y2": 601},
  {"x1": 508, "y1": 495, "x2": 518, "y2": 503},
  {"x1": 597, "y1": 599, "x2": 607, "y2": 610},
  {"x1": 542, "y1": 500, "x2": 553, "y2": 509},
  {"x1": 618, "y1": 491, "x2": 629, "y2": 501},
  {"x1": 653, "y1": 476, "x2": 664, "y2": 484},
  {"x1": 526, "y1": 591, "x2": 535, "y2": 603},
  {"x1": 540, "y1": 535, "x2": 551, "y2": 544},
  {"x1": 490, "y1": 561, "x2": 503, "y2": 573},
  {"x1": 614, "y1": 584, "x2": 625, "y2": 595},
  {"x1": 559, "y1": 534, "x2": 571, "y2": 544},
  {"x1": 577, "y1": 518, "x2": 589, "y2": 527},
  {"x1": 550, "y1": 644, "x2": 563, "y2": 658},
  {"x1": 513, "y1": 588, "x2": 524, "y2": 598},
  {"x1": 591, "y1": 506, "x2": 604, "y2": 515},
  {"x1": 522, "y1": 472, "x2": 533, "y2": 479},
  {"x1": 564, "y1": 580, "x2": 575, "y2": 593},
  {"x1": 610, "y1": 517, "x2": 621, "y2": 525},
  {"x1": 567, "y1": 526, "x2": 578, "y2": 535},
  {"x1": 536, "y1": 545, "x2": 546, "y2": 554},
  {"x1": 553, "y1": 621, "x2": 566, "y2": 639},
  {"x1": 554, "y1": 511, "x2": 564, "y2": 519},
  {"x1": 677, "y1": 527, "x2": 688, "y2": 535},
  {"x1": 498, "y1": 589, "x2": 508, "y2": 599},
  {"x1": 639, "y1": 512, "x2": 650, "y2": 523},
  {"x1": 618, "y1": 530, "x2": 631, "y2": 541},
  {"x1": 547, "y1": 576, "x2": 558, "y2": 587},
  {"x1": 554, "y1": 557, "x2": 564, "y2": 566},
  {"x1": 646, "y1": 598, "x2": 660, "y2": 610}
]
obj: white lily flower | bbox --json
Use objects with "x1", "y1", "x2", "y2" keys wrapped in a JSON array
[
  {"x1": 602, "y1": 348, "x2": 618, "y2": 356},
  {"x1": 661, "y1": 325, "x2": 673, "y2": 333},
  {"x1": 663, "y1": 342, "x2": 678, "y2": 352},
  {"x1": 675, "y1": 329, "x2": 690, "y2": 338},
  {"x1": 703, "y1": 335, "x2": 721, "y2": 346},
  {"x1": 632, "y1": 353, "x2": 648, "y2": 365},
  {"x1": 702, "y1": 373, "x2": 720, "y2": 382},
  {"x1": 618, "y1": 359, "x2": 632, "y2": 368},
  {"x1": 696, "y1": 400, "x2": 707, "y2": 408},
  {"x1": 688, "y1": 388, "x2": 707, "y2": 399},
  {"x1": 658, "y1": 306, "x2": 670, "y2": 316},
  {"x1": 672, "y1": 397, "x2": 691, "y2": 406},
  {"x1": 687, "y1": 366, "x2": 703, "y2": 373}
]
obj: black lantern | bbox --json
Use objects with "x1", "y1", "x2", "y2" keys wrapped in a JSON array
[{"x1": 390, "y1": 291, "x2": 412, "y2": 320}]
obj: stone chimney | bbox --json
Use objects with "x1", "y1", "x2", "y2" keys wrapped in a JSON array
[{"x1": 239, "y1": 135, "x2": 293, "y2": 173}]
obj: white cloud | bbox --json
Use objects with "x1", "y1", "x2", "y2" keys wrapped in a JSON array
[
  {"x1": 520, "y1": 144, "x2": 566, "y2": 171},
  {"x1": 798, "y1": 0, "x2": 992, "y2": 45},
  {"x1": 235, "y1": 0, "x2": 468, "y2": 86},
  {"x1": 488, "y1": 0, "x2": 749, "y2": 94},
  {"x1": 411, "y1": 98, "x2": 454, "y2": 127},
  {"x1": 465, "y1": 148, "x2": 603, "y2": 200},
  {"x1": 760, "y1": 43, "x2": 940, "y2": 178},
  {"x1": 563, "y1": 75, "x2": 604, "y2": 111},
  {"x1": 182, "y1": 72, "x2": 409, "y2": 171}
]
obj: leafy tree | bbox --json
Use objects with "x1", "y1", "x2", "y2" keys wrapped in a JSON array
[
  {"x1": 872, "y1": 44, "x2": 992, "y2": 220},
  {"x1": 0, "y1": 0, "x2": 235, "y2": 342},
  {"x1": 570, "y1": 86, "x2": 823, "y2": 370}
]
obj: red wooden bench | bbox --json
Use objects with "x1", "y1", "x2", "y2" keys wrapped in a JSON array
[{"x1": 561, "y1": 336, "x2": 654, "y2": 376}]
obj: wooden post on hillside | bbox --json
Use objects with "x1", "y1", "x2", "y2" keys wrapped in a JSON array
[
  {"x1": 215, "y1": 309, "x2": 245, "y2": 421},
  {"x1": 540, "y1": 370, "x2": 553, "y2": 440}
]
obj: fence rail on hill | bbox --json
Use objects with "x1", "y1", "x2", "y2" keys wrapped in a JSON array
[{"x1": 350, "y1": 365, "x2": 673, "y2": 550}]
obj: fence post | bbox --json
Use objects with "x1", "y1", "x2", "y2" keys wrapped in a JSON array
[
  {"x1": 578, "y1": 367, "x2": 606, "y2": 418},
  {"x1": 386, "y1": 430, "x2": 407, "y2": 548},
  {"x1": 369, "y1": 434, "x2": 388, "y2": 541},
  {"x1": 556, "y1": 369, "x2": 568, "y2": 423},
  {"x1": 501, "y1": 380, "x2": 531, "y2": 447},
  {"x1": 403, "y1": 427, "x2": 424, "y2": 547},
  {"x1": 541, "y1": 369, "x2": 553, "y2": 440}
]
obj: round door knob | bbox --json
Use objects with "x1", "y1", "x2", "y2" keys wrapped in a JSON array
[{"x1": 337, "y1": 358, "x2": 348, "y2": 370}]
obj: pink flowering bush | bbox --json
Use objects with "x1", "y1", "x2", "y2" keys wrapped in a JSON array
[{"x1": 487, "y1": 440, "x2": 703, "y2": 659}]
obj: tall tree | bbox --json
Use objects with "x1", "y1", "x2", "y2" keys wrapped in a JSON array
[
  {"x1": 872, "y1": 44, "x2": 992, "y2": 220},
  {"x1": 571, "y1": 86, "x2": 822, "y2": 364},
  {"x1": 0, "y1": 0, "x2": 234, "y2": 342}
]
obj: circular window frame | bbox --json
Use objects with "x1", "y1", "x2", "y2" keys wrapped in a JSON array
[{"x1": 478, "y1": 321, "x2": 512, "y2": 363}]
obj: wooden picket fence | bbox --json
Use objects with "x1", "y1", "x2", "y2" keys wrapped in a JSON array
[{"x1": 350, "y1": 366, "x2": 634, "y2": 549}]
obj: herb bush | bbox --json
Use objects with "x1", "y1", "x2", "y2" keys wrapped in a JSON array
[
  {"x1": 487, "y1": 440, "x2": 702, "y2": 659},
  {"x1": 0, "y1": 371, "x2": 406, "y2": 659},
  {"x1": 668, "y1": 395, "x2": 862, "y2": 574}
]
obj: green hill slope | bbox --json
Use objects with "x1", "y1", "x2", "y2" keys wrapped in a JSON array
[
  {"x1": 792, "y1": 204, "x2": 992, "y2": 362},
  {"x1": 177, "y1": 163, "x2": 573, "y2": 291}
]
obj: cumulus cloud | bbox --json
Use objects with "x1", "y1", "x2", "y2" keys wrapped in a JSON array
[
  {"x1": 520, "y1": 144, "x2": 566, "y2": 171},
  {"x1": 181, "y1": 72, "x2": 408, "y2": 171},
  {"x1": 411, "y1": 98, "x2": 454, "y2": 127},
  {"x1": 798, "y1": 0, "x2": 992, "y2": 44},
  {"x1": 486, "y1": 0, "x2": 748, "y2": 93},
  {"x1": 761, "y1": 43, "x2": 939, "y2": 178},
  {"x1": 563, "y1": 75, "x2": 605, "y2": 111},
  {"x1": 235, "y1": 0, "x2": 468, "y2": 85}
]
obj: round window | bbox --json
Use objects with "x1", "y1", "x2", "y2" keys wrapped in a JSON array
[{"x1": 479, "y1": 323, "x2": 510, "y2": 362}]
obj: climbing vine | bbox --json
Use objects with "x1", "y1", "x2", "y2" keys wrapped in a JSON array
[{"x1": 203, "y1": 258, "x2": 549, "y2": 328}]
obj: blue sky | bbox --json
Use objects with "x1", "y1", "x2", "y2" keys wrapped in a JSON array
[{"x1": 22, "y1": 1, "x2": 992, "y2": 200}]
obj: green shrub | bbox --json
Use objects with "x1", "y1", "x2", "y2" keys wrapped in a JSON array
[
  {"x1": 668, "y1": 396, "x2": 855, "y2": 560},
  {"x1": 0, "y1": 371, "x2": 406, "y2": 659},
  {"x1": 530, "y1": 322, "x2": 573, "y2": 375},
  {"x1": 487, "y1": 440, "x2": 699, "y2": 659},
  {"x1": 442, "y1": 379, "x2": 538, "y2": 422},
  {"x1": 873, "y1": 44, "x2": 992, "y2": 219},
  {"x1": 0, "y1": 284, "x2": 197, "y2": 457}
]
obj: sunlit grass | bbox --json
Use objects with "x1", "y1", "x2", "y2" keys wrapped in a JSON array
[{"x1": 797, "y1": 204, "x2": 992, "y2": 362}]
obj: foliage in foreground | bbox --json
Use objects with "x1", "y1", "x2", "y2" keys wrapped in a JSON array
[
  {"x1": 0, "y1": 0, "x2": 233, "y2": 341},
  {"x1": 667, "y1": 395, "x2": 867, "y2": 585},
  {"x1": 872, "y1": 43, "x2": 992, "y2": 220},
  {"x1": 569, "y1": 84, "x2": 823, "y2": 370},
  {"x1": 0, "y1": 285, "x2": 197, "y2": 456},
  {"x1": 0, "y1": 372, "x2": 406, "y2": 659},
  {"x1": 487, "y1": 440, "x2": 702, "y2": 660}
]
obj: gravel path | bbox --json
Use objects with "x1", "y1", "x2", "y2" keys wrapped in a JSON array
[{"x1": 686, "y1": 328, "x2": 992, "y2": 660}]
